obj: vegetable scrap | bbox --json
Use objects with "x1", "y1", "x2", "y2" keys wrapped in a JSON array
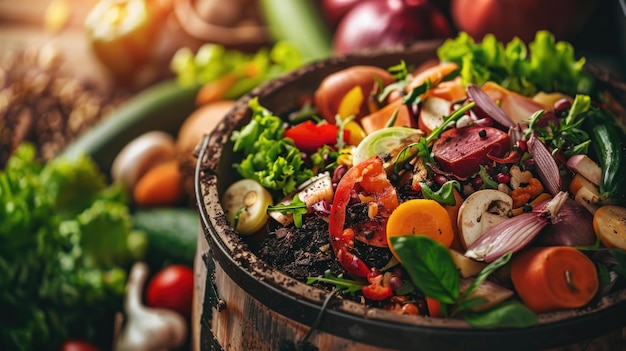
[{"x1": 222, "y1": 31, "x2": 626, "y2": 328}]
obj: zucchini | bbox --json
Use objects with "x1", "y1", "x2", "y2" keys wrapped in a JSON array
[
  {"x1": 133, "y1": 207, "x2": 199, "y2": 268},
  {"x1": 259, "y1": 0, "x2": 333, "y2": 62},
  {"x1": 59, "y1": 80, "x2": 200, "y2": 174},
  {"x1": 584, "y1": 108, "x2": 626, "y2": 206}
]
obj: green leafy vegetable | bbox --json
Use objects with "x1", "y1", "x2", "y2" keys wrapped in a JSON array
[
  {"x1": 231, "y1": 98, "x2": 314, "y2": 196},
  {"x1": 526, "y1": 94, "x2": 592, "y2": 156},
  {"x1": 420, "y1": 180, "x2": 460, "y2": 206},
  {"x1": 390, "y1": 235, "x2": 537, "y2": 327},
  {"x1": 307, "y1": 270, "x2": 366, "y2": 294},
  {"x1": 437, "y1": 31, "x2": 594, "y2": 98},
  {"x1": 0, "y1": 143, "x2": 142, "y2": 351},
  {"x1": 171, "y1": 41, "x2": 303, "y2": 96},
  {"x1": 390, "y1": 236, "x2": 459, "y2": 304},
  {"x1": 267, "y1": 194, "x2": 308, "y2": 228}
]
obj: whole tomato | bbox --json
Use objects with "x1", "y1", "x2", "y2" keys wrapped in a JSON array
[
  {"x1": 59, "y1": 340, "x2": 100, "y2": 351},
  {"x1": 146, "y1": 264, "x2": 194, "y2": 318},
  {"x1": 450, "y1": 0, "x2": 598, "y2": 43}
]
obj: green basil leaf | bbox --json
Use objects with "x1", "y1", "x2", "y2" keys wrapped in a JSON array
[
  {"x1": 464, "y1": 301, "x2": 538, "y2": 328},
  {"x1": 390, "y1": 235, "x2": 459, "y2": 304}
]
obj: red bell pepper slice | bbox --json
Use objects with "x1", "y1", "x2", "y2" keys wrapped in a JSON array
[
  {"x1": 361, "y1": 271, "x2": 393, "y2": 301},
  {"x1": 328, "y1": 156, "x2": 398, "y2": 277},
  {"x1": 284, "y1": 120, "x2": 349, "y2": 153}
]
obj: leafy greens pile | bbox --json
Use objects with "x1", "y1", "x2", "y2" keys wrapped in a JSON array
[
  {"x1": 437, "y1": 30, "x2": 595, "y2": 98},
  {"x1": 0, "y1": 143, "x2": 145, "y2": 351}
]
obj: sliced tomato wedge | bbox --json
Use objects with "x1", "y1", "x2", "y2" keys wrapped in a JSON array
[{"x1": 328, "y1": 156, "x2": 398, "y2": 276}]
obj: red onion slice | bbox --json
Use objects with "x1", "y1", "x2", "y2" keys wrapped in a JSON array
[
  {"x1": 467, "y1": 83, "x2": 515, "y2": 129},
  {"x1": 465, "y1": 192, "x2": 569, "y2": 262},
  {"x1": 528, "y1": 134, "x2": 562, "y2": 195}
]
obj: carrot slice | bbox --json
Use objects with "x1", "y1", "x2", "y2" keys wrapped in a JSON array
[
  {"x1": 510, "y1": 246, "x2": 599, "y2": 313},
  {"x1": 386, "y1": 199, "x2": 455, "y2": 262},
  {"x1": 406, "y1": 61, "x2": 460, "y2": 93},
  {"x1": 426, "y1": 296, "x2": 444, "y2": 318},
  {"x1": 359, "y1": 99, "x2": 415, "y2": 135}
]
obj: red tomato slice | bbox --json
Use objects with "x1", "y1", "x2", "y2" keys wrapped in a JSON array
[{"x1": 330, "y1": 156, "x2": 399, "y2": 249}]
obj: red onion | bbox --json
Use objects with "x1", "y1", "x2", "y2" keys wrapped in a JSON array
[
  {"x1": 465, "y1": 191, "x2": 569, "y2": 262},
  {"x1": 332, "y1": 0, "x2": 453, "y2": 54},
  {"x1": 534, "y1": 197, "x2": 596, "y2": 247},
  {"x1": 528, "y1": 134, "x2": 562, "y2": 195},
  {"x1": 467, "y1": 83, "x2": 515, "y2": 129}
]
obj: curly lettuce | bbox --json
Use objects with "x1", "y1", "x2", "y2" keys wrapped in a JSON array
[
  {"x1": 231, "y1": 97, "x2": 313, "y2": 196},
  {"x1": 437, "y1": 30, "x2": 595, "y2": 97}
]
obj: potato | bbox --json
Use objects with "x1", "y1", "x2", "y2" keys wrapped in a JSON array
[
  {"x1": 176, "y1": 100, "x2": 236, "y2": 154},
  {"x1": 176, "y1": 100, "x2": 236, "y2": 200}
]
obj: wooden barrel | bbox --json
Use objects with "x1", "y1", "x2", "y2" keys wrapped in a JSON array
[{"x1": 193, "y1": 42, "x2": 626, "y2": 351}]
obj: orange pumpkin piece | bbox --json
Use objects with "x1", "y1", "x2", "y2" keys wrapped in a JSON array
[{"x1": 510, "y1": 246, "x2": 599, "y2": 314}]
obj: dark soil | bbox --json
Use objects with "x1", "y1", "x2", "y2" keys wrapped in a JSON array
[{"x1": 255, "y1": 215, "x2": 392, "y2": 283}]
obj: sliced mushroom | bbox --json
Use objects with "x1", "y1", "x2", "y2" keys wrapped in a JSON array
[{"x1": 457, "y1": 189, "x2": 513, "y2": 249}]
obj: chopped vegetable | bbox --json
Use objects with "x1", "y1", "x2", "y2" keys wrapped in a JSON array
[
  {"x1": 231, "y1": 98, "x2": 313, "y2": 196},
  {"x1": 593, "y1": 205, "x2": 626, "y2": 250},
  {"x1": 284, "y1": 120, "x2": 347, "y2": 153},
  {"x1": 431, "y1": 125, "x2": 510, "y2": 178},
  {"x1": 386, "y1": 199, "x2": 455, "y2": 262},
  {"x1": 510, "y1": 246, "x2": 599, "y2": 313},
  {"x1": 222, "y1": 179, "x2": 273, "y2": 235}
]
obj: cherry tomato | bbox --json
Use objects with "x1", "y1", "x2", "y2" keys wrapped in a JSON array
[
  {"x1": 59, "y1": 340, "x2": 100, "y2": 351},
  {"x1": 146, "y1": 264, "x2": 194, "y2": 318}
]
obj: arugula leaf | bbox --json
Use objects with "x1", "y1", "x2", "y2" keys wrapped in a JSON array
[
  {"x1": 267, "y1": 194, "x2": 308, "y2": 228},
  {"x1": 307, "y1": 270, "x2": 366, "y2": 293}
]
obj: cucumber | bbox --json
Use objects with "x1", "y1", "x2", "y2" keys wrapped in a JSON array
[
  {"x1": 585, "y1": 108, "x2": 626, "y2": 206},
  {"x1": 259, "y1": 0, "x2": 333, "y2": 62},
  {"x1": 133, "y1": 207, "x2": 199, "y2": 268},
  {"x1": 352, "y1": 127, "x2": 423, "y2": 165},
  {"x1": 59, "y1": 80, "x2": 200, "y2": 174}
]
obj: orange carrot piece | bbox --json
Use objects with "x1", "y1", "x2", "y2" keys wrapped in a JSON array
[
  {"x1": 425, "y1": 77, "x2": 466, "y2": 102},
  {"x1": 386, "y1": 199, "x2": 455, "y2": 262},
  {"x1": 406, "y1": 61, "x2": 460, "y2": 93},
  {"x1": 444, "y1": 187, "x2": 465, "y2": 251},
  {"x1": 359, "y1": 99, "x2": 415, "y2": 135},
  {"x1": 195, "y1": 74, "x2": 238, "y2": 106},
  {"x1": 426, "y1": 296, "x2": 444, "y2": 318},
  {"x1": 510, "y1": 246, "x2": 599, "y2": 313},
  {"x1": 133, "y1": 160, "x2": 185, "y2": 207}
]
